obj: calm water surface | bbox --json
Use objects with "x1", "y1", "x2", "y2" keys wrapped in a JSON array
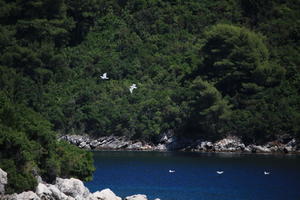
[{"x1": 85, "y1": 151, "x2": 300, "y2": 200}]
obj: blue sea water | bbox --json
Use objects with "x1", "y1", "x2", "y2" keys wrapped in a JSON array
[{"x1": 85, "y1": 151, "x2": 300, "y2": 200}]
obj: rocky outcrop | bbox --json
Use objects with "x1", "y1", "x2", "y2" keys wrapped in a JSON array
[
  {"x1": 36, "y1": 183, "x2": 70, "y2": 200},
  {"x1": 90, "y1": 188, "x2": 121, "y2": 200},
  {"x1": 2, "y1": 191, "x2": 41, "y2": 200},
  {"x1": 59, "y1": 134, "x2": 299, "y2": 154},
  {"x1": 59, "y1": 135, "x2": 155, "y2": 151},
  {"x1": 55, "y1": 178, "x2": 90, "y2": 199},
  {"x1": 0, "y1": 168, "x2": 8, "y2": 195},
  {"x1": 1, "y1": 168, "x2": 159, "y2": 200},
  {"x1": 213, "y1": 137, "x2": 245, "y2": 152},
  {"x1": 125, "y1": 194, "x2": 148, "y2": 200}
]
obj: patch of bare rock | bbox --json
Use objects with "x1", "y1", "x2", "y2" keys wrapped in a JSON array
[
  {"x1": 0, "y1": 168, "x2": 159, "y2": 200},
  {"x1": 59, "y1": 133, "x2": 299, "y2": 154}
]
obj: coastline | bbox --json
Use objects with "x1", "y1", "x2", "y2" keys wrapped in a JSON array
[
  {"x1": 59, "y1": 134, "x2": 300, "y2": 154},
  {"x1": 0, "y1": 168, "x2": 158, "y2": 200}
]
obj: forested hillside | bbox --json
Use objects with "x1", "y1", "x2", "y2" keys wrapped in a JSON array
[{"x1": 1, "y1": 0, "x2": 300, "y2": 193}]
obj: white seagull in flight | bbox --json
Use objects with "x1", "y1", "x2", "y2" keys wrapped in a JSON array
[
  {"x1": 216, "y1": 171, "x2": 224, "y2": 175},
  {"x1": 129, "y1": 84, "x2": 137, "y2": 93},
  {"x1": 169, "y1": 170, "x2": 175, "y2": 173},
  {"x1": 264, "y1": 171, "x2": 270, "y2": 175},
  {"x1": 100, "y1": 73, "x2": 109, "y2": 80}
]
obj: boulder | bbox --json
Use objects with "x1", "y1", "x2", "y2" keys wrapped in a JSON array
[
  {"x1": 90, "y1": 140, "x2": 101, "y2": 149},
  {"x1": 249, "y1": 145, "x2": 271, "y2": 153},
  {"x1": 214, "y1": 136, "x2": 245, "y2": 152},
  {"x1": 286, "y1": 139, "x2": 297, "y2": 147},
  {"x1": 244, "y1": 146, "x2": 251, "y2": 152},
  {"x1": 90, "y1": 188, "x2": 121, "y2": 200},
  {"x1": 125, "y1": 194, "x2": 148, "y2": 200},
  {"x1": 12, "y1": 191, "x2": 41, "y2": 200},
  {"x1": 36, "y1": 183, "x2": 73, "y2": 200},
  {"x1": 155, "y1": 144, "x2": 167, "y2": 151},
  {"x1": 0, "y1": 168, "x2": 8, "y2": 195},
  {"x1": 79, "y1": 142, "x2": 88, "y2": 148},
  {"x1": 48, "y1": 184, "x2": 70, "y2": 200},
  {"x1": 158, "y1": 133, "x2": 169, "y2": 143},
  {"x1": 284, "y1": 146, "x2": 293, "y2": 153},
  {"x1": 205, "y1": 142, "x2": 213, "y2": 150},
  {"x1": 107, "y1": 139, "x2": 129, "y2": 149},
  {"x1": 127, "y1": 142, "x2": 143, "y2": 150},
  {"x1": 55, "y1": 178, "x2": 90, "y2": 199},
  {"x1": 140, "y1": 144, "x2": 154, "y2": 150},
  {"x1": 158, "y1": 130, "x2": 174, "y2": 144},
  {"x1": 1, "y1": 194, "x2": 18, "y2": 200},
  {"x1": 269, "y1": 146, "x2": 279, "y2": 152},
  {"x1": 36, "y1": 183, "x2": 52, "y2": 199}
]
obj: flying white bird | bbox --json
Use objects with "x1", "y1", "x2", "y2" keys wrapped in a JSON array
[
  {"x1": 216, "y1": 171, "x2": 224, "y2": 174},
  {"x1": 264, "y1": 171, "x2": 270, "y2": 175},
  {"x1": 129, "y1": 84, "x2": 137, "y2": 93},
  {"x1": 169, "y1": 170, "x2": 175, "y2": 173},
  {"x1": 100, "y1": 73, "x2": 109, "y2": 80}
]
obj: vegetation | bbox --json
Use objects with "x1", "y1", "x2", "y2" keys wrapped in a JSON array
[{"x1": 0, "y1": 0, "x2": 299, "y2": 193}]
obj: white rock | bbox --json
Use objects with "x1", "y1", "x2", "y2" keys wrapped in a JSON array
[
  {"x1": 287, "y1": 139, "x2": 296, "y2": 147},
  {"x1": 125, "y1": 194, "x2": 148, "y2": 200},
  {"x1": 214, "y1": 136, "x2": 245, "y2": 151},
  {"x1": 17, "y1": 191, "x2": 40, "y2": 200},
  {"x1": 90, "y1": 188, "x2": 121, "y2": 200},
  {"x1": 79, "y1": 142, "x2": 87, "y2": 148},
  {"x1": 155, "y1": 144, "x2": 167, "y2": 151},
  {"x1": 36, "y1": 183, "x2": 51, "y2": 198},
  {"x1": 1, "y1": 193, "x2": 18, "y2": 200},
  {"x1": 127, "y1": 142, "x2": 143, "y2": 150},
  {"x1": 0, "y1": 168, "x2": 8, "y2": 194},
  {"x1": 48, "y1": 184, "x2": 70, "y2": 200},
  {"x1": 206, "y1": 142, "x2": 213, "y2": 147},
  {"x1": 284, "y1": 146, "x2": 293, "y2": 152},
  {"x1": 55, "y1": 178, "x2": 90, "y2": 199},
  {"x1": 252, "y1": 145, "x2": 271, "y2": 153},
  {"x1": 244, "y1": 147, "x2": 251, "y2": 152}
]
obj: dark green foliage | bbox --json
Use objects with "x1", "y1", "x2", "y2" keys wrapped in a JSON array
[
  {"x1": 180, "y1": 77, "x2": 231, "y2": 140},
  {"x1": 199, "y1": 24, "x2": 281, "y2": 97},
  {"x1": 1, "y1": 0, "x2": 300, "y2": 193},
  {"x1": 0, "y1": 93, "x2": 95, "y2": 193}
]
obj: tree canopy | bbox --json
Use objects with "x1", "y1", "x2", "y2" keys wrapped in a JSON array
[{"x1": 1, "y1": 0, "x2": 300, "y2": 192}]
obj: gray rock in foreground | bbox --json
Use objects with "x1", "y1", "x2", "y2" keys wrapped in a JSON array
[
  {"x1": 0, "y1": 168, "x2": 8, "y2": 195},
  {"x1": 1, "y1": 168, "x2": 159, "y2": 200},
  {"x1": 55, "y1": 177, "x2": 90, "y2": 199},
  {"x1": 90, "y1": 188, "x2": 121, "y2": 200},
  {"x1": 2, "y1": 191, "x2": 40, "y2": 200}
]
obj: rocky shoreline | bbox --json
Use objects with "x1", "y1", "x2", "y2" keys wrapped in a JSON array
[
  {"x1": 0, "y1": 168, "x2": 159, "y2": 200},
  {"x1": 59, "y1": 134, "x2": 299, "y2": 154}
]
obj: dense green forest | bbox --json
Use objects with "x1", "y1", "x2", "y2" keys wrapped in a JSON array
[{"x1": 0, "y1": 0, "x2": 300, "y2": 193}]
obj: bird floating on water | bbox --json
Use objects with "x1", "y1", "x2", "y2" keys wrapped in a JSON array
[
  {"x1": 100, "y1": 73, "x2": 109, "y2": 80},
  {"x1": 264, "y1": 171, "x2": 270, "y2": 175},
  {"x1": 169, "y1": 170, "x2": 175, "y2": 173},
  {"x1": 129, "y1": 84, "x2": 137, "y2": 93},
  {"x1": 216, "y1": 171, "x2": 224, "y2": 174}
]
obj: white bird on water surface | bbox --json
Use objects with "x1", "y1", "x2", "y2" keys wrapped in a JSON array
[
  {"x1": 169, "y1": 170, "x2": 175, "y2": 173},
  {"x1": 264, "y1": 171, "x2": 270, "y2": 175},
  {"x1": 100, "y1": 73, "x2": 109, "y2": 80},
  {"x1": 216, "y1": 171, "x2": 224, "y2": 175},
  {"x1": 129, "y1": 84, "x2": 137, "y2": 93}
]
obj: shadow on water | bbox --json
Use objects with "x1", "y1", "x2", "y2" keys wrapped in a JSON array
[{"x1": 85, "y1": 151, "x2": 300, "y2": 200}]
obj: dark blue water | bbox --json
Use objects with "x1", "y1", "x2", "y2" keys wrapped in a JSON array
[{"x1": 85, "y1": 151, "x2": 300, "y2": 200}]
